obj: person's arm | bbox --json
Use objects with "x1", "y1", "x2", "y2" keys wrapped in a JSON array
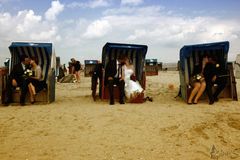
[
  {"x1": 130, "y1": 65, "x2": 137, "y2": 81},
  {"x1": 121, "y1": 65, "x2": 125, "y2": 81},
  {"x1": 31, "y1": 67, "x2": 42, "y2": 80}
]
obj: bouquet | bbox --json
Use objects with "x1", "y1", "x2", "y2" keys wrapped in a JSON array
[{"x1": 23, "y1": 69, "x2": 33, "y2": 79}]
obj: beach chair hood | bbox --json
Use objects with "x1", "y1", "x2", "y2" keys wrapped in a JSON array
[
  {"x1": 102, "y1": 42, "x2": 148, "y2": 81},
  {"x1": 9, "y1": 42, "x2": 55, "y2": 82},
  {"x1": 179, "y1": 41, "x2": 229, "y2": 72}
]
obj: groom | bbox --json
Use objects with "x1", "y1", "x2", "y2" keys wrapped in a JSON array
[{"x1": 105, "y1": 55, "x2": 126, "y2": 105}]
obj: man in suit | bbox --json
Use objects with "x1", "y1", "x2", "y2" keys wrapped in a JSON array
[
  {"x1": 4, "y1": 55, "x2": 31, "y2": 106},
  {"x1": 91, "y1": 61, "x2": 103, "y2": 101},
  {"x1": 105, "y1": 55, "x2": 125, "y2": 105},
  {"x1": 203, "y1": 56, "x2": 227, "y2": 105}
]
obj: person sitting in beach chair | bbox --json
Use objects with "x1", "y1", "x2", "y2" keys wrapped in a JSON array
[
  {"x1": 4, "y1": 55, "x2": 31, "y2": 106},
  {"x1": 100, "y1": 42, "x2": 148, "y2": 104},
  {"x1": 187, "y1": 55, "x2": 208, "y2": 104},
  {"x1": 203, "y1": 55, "x2": 227, "y2": 104},
  {"x1": 3, "y1": 42, "x2": 56, "y2": 105},
  {"x1": 27, "y1": 57, "x2": 47, "y2": 104},
  {"x1": 122, "y1": 57, "x2": 144, "y2": 101},
  {"x1": 105, "y1": 55, "x2": 126, "y2": 105}
]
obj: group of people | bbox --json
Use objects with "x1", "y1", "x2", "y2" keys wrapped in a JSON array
[
  {"x1": 104, "y1": 55, "x2": 144, "y2": 105},
  {"x1": 68, "y1": 58, "x2": 81, "y2": 83},
  {"x1": 4, "y1": 55, "x2": 47, "y2": 106},
  {"x1": 3, "y1": 54, "x2": 227, "y2": 106},
  {"x1": 187, "y1": 54, "x2": 227, "y2": 105}
]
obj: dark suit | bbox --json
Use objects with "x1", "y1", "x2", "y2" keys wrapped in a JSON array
[
  {"x1": 203, "y1": 63, "x2": 227, "y2": 104},
  {"x1": 91, "y1": 63, "x2": 103, "y2": 100},
  {"x1": 5, "y1": 63, "x2": 29, "y2": 105},
  {"x1": 105, "y1": 60, "x2": 125, "y2": 104}
]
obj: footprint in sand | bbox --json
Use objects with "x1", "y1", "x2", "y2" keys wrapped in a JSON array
[{"x1": 227, "y1": 113, "x2": 240, "y2": 130}]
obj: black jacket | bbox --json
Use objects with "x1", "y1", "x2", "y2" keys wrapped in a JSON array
[{"x1": 9, "y1": 63, "x2": 30, "y2": 86}]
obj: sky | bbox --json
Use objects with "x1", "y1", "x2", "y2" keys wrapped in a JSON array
[{"x1": 0, "y1": 0, "x2": 240, "y2": 66}]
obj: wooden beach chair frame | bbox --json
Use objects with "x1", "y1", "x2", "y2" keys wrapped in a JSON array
[
  {"x1": 99, "y1": 42, "x2": 148, "y2": 103},
  {"x1": 178, "y1": 41, "x2": 238, "y2": 103},
  {"x1": 1, "y1": 42, "x2": 56, "y2": 104}
]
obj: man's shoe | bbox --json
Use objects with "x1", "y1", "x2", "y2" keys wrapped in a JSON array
[
  {"x1": 110, "y1": 100, "x2": 114, "y2": 105},
  {"x1": 119, "y1": 100, "x2": 125, "y2": 104},
  {"x1": 3, "y1": 103, "x2": 9, "y2": 106},
  {"x1": 209, "y1": 100, "x2": 214, "y2": 105},
  {"x1": 20, "y1": 103, "x2": 25, "y2": 106},
  {"x1": 214, "y1": 97, "x2": 219, "y2": 102}
]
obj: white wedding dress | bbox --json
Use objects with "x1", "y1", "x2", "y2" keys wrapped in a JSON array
[{"x1": 123, "y1": 65, "x2": 144, "y2": 99}]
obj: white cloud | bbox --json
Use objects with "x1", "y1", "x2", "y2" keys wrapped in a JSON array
[
  {"x1": 121, "y1": 0, "x2": 143, "y2": 6},
  {"x1": 103, "y1": 6, "x2": 163, "y2": 16},
  {"x1": 83, "y1": 19, "x2": 112, "y2": 39},
  {"x1": 0, "y1": 9, "x2": 61, "y2": 50},
  {"x1": 16, "y1": 10, "x2": 42, "y2": 33},
  {"x1": 1, "y1": 3, "x2": 240, "y2": 65},
  {"x1": 67, "y1": 0, "x2": 110, "y2": 9},
  {"x1": 0, "y1": 0, "x2": 10, "y2": 3},
  {"x1": 30, "y1": 26, "x2": 61, "y2": 41},
  {"x1": 45, "y1": 0, "x2": 64, "y2": 21}
]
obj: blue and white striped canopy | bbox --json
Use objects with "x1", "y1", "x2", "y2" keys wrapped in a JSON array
[
  {"x1": 179, "y1": 41, "x2": 229, "y2": 71},
  {"x1": 102, "y1": 42, "x2": 148, "y2": 81},
  {"x1": 9, "y1": 42, "x2": 54, "y2": 81}
]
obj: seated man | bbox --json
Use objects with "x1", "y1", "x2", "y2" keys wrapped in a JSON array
[
  {"x1": 4, "y1": 55, "x2": 31, "y2": 106},
  {"x1": 105, "y1": 55, "x2": 125, "y2": 105},
  {"x1": 203, "y1": 55, "x2": 227, "y2": 105}
]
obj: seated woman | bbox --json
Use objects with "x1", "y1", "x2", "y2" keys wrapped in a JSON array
[
  {"x1": 122, "y1": 57, "x2": 144, "y2": 101},
  {"x1": 187, "y1": 56, "x2": 208, "y2": 104},
  {"x1": 27, "y1": 57, "x2": 47, "y2": 104}
]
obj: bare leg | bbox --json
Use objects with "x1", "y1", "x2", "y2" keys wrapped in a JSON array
[
  {"x1": 76, "y1": 71, "x2": 80, "y2": 82},
  {"x1": 31, "y1": 83, "x2": 36, "y2": 96},
  {"x1": 28, "y1": 83, "x2": 34, "y2": 103},
  {"x1": 193, "y1": 81, "x2": 206, "y2": 103},
  {"x1": 188, "y1": 82, "x2": 200, "y2": 104}
]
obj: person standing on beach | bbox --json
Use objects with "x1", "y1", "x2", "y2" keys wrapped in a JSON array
[{"x1": 71, "y1": 58, "x2": 81, "y2": 83}]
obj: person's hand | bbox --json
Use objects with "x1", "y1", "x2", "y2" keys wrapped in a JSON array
[
  {"x1": 212, "y1": 75, "x2": 217, "y2": 82},
  {"x1": 108, "y1": 77, "x2": 113, "y2": 80},
  {"x1": 12, "y1": 79, "x2": 17, "y2": 87}
]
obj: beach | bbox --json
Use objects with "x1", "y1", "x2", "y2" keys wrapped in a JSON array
[{"x1": 0, "y1": 71, "x2": 240, "y2": 160}]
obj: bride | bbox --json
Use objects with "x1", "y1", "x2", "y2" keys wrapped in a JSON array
[{"x1": 122, "y1": 57, "x2": 144, "y2": 100}]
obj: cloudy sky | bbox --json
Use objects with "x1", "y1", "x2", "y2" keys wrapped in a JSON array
[{"x1": 0, "y1": 0, "x2": 240, "y2": 65}]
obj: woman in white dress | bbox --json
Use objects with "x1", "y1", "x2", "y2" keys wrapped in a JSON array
[{"x1": 122, "y1": 58, "x2": 144, "y2": 100}]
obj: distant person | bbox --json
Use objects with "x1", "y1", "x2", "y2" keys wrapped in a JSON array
[
  {"x1": 203, "y1": 55, "x2": 227, "y2": 105},
  {"x1": 63, "y1": 64, "x2": 67, "y2": 75},
  {"x1": 71, "y1": 58, "x2": 81, "y2": 83},
  {"x1": 68, "y1": 61, "x2": 74, "y2": 74},
  {"x1": 27, "y1": 57, "x2": 47, "y2": 104},
  {"x1": 4, "y1": 55, "x2": 31, "y2": 106},
  {"x1": 57, "y1": 64, "x2": 65, "y2": 82}
]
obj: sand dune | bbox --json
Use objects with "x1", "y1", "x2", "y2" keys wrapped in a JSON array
[{"x1": 0, "y1": 71, "x2": 240, "y2": 160}]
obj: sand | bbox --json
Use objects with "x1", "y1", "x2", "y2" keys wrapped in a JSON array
[{"x1": 0, "y1": 71, "x2": 240, "y2": 160}]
